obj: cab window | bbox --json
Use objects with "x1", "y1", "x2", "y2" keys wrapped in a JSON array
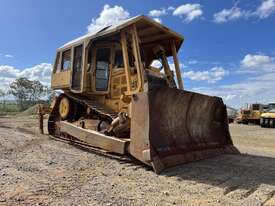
[
  {"x1": 252, "y1": 104, "x2": 260, "y2": 110},
  {"x1": 95, "y1": 48, "x2": 110, "y2": 91},
  {"x1": 61, "y1": 49, "x2": 71, "y2": 71},
  {"x1": 114, "y1": 50, "x2": 124, "y2": 68}
]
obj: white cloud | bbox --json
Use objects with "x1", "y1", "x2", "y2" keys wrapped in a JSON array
[
  {"x1": 240, "y1": 54, "x2": 275, "y2": 72},
  {"x1": 0, "y1": 77, "x2": 17, "y2": 91},
  {"x1": 150, "y1": 60, "x2": 162, "y2": 68},
  {"x1": 214, "y1": 0, "x2": 275, "y2": 23},
  {"x1": 148, "y1": 7, "x2": 169, "y2": 23},
  {"x1": 148, "y1": 8, "x2": 166, "y2": 17},
  {"x1": 87, "y1": 4, "x2": 130, "y2": 33},
  {"x1": 169, "y1": 62, "x2": 186, "y2": 72},
  {"x1": 256, "y1": 0, "x2": 275, "y2": 19},
  {"x1": 4, "y1": 54, "x2": 14, "y2": 58},
  {"x1": 0, "y1": 63, "x2": 52, "y2": 90},
  {"x1": 167, "y1": 6, "x2": 175, "y2": 11},
  {"x1": 224, "y1": 94, "x2": 237, "y2": 101},
  {"x1": 173, "y1": 4, "x2": 203, "y2": 22},
  {"x1": 187, "y1": 60, "x2": 198, "y2": 65},
  {"x1": 0, "y1": 65, "x2": 20, "y2": 78},
  {"x1": 150, "y1": 60, "x2": 186, "y2": 74},
  {"x1": 193, "y1": 72, "x2": 275, "y2": 108},
  {"x1": 183, "y1": 67, "x2": 228, "y2": 83},
  {"x1": 153, "y1": 18, "x2": 162, "y2": 23},
  {"x1": 191, "y1": 53, "x2": 275, "y2": 107},
  {"x1": 213, "y1": 7, "x2": 247, "y2": 23},
  {"x1": 19, "y1": 63, "x2": 52, "y2": 85}
]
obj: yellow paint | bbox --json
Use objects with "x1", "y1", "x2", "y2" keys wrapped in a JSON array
[
  {"x1": 59, "y1": 97, "x2": 70, "y2": 119},
  {"x1": 51, "y1": 70, "x2": 71, "y2": 89},
  {"x1": 261, "y1": 112, "x2": 275, "y2": 119}
]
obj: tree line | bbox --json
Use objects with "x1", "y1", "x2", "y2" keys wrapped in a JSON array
[{"x1": 0, "y1": 77, "x2": 53, "y2": 111}]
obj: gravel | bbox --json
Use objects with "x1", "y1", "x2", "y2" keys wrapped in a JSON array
[{"x1": 1, "y1": 117, "x2": 275, "y2": 206}]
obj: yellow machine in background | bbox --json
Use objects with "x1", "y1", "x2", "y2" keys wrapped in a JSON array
[
  {"x1": 260, "y1": 103, "x2": 275, "y2": 128},
  {"x1": 237, "y1": 103, "x2": 264, "y2": 124},
  {"x1": 40, "y1": 15, "x2": 238, "y2": 173},
  {"x1": 236, "y1": 109, "x2": 250, "y2": 124}
]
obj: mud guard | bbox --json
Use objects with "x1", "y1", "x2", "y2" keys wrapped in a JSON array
[{"x1": 129, "y1": 87, "x2": 239, "y2": 174}]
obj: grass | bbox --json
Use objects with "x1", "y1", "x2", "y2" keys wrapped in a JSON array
[
  {"x1": 0, "y1": 102, "x2": 46, "y2": 117},
  {"x1": 0, "y1": 103, "x2": 19, "y2": 116}
]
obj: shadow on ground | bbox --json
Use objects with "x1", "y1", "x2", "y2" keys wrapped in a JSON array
[
  {"x1": 67, "y1": 137, "x2": 275, "y2": 193},
  {"x1": 162, "y1": 154, "x2": 275, "y2": 193},
  {"x1": 50, "y1": 133, "x2": 275, "y2": 192}
]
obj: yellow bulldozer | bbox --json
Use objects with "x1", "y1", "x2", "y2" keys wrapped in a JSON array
[
  {"x1": 40, "y1": 15, "x2": 238, "y2": 173},
  {"x1": 236, "y1": 103, "x2": 264, "y2": 125},
  {"x1": 260, "y1": 103, "x2": 275, "y2": 128}
]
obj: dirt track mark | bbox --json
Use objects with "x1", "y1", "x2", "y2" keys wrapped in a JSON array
[
  {"x1": 244, "y1": 187, "x2": 258, "y2": 198},
  {"x1": 16, "y1": 127, "x2": 36, "y2": 135},
  {"x1": 224, "y1": 184, "x2": 241, "y2": 195},
  {"x1": 0, "y1": 125, "x2": 12, "y2": 129},
  {"x1": 262, "y1": 190, "x2": 275, "y2": 206}
]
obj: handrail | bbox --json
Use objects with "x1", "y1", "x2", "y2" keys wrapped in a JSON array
[
  {"x1": 120, "y1": 30, "x2": 132, "y2": 94},
  {"x1": 171, "y1": 40, "x2": 184, "y2": 90},
  {"x1": 120, "y1": 26, "x2": 143, "y2": 95},
  {"x1": 131, "y1": 25, "x2": 143, "y2": 94}
]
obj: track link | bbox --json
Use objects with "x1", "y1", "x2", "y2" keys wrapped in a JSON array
[
  {"x1": 65, "y1": 92, "x2": 118, "y2": 120},
  {"x1": 48, "y1": 93, "x2": 118, "y2": 142}
]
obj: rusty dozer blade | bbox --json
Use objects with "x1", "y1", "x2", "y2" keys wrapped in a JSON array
[{"x1": 129, "y1": 87, "x2": 239, "y2": 173}]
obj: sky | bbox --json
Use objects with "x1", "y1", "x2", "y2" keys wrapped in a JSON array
[{"x1": 0, "y1": 0, "x2": 275, "y2": 108}]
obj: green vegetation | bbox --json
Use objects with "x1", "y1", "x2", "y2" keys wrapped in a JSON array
[
  {"x1": 0, "y1": 103, "x2": 19, "y2": 116},
  {"x1": 9, "y1": 77, "x2": 45, "y2": 111},
  {"x1": 0, "y1": 77, "x2": 53, "y2": 116}
]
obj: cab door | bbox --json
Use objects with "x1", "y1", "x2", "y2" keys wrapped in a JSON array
[
  {"x1": 71, "y1": 44, "x2": 83, "y2": 91},
  {"x1": 93, "y1": 47, "x2": 111, "y2": 92}
]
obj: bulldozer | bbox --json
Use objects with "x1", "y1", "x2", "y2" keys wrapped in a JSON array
[
  {"x1": 41, "y1": 15, "x2": 238, "y2": 173},
  {"x1": 236, "y1": 103, "x2": 264, "y2": 125},
  {"x1": 260, "y1": 103, "x2": 275, "y2": 128}
]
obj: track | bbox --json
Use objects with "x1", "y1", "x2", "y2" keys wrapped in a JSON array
[
  {"x1": 65, "y1": 92, "x2": 118, "y2": 119},
  {"x1": 48, "y1": 92, "x2": 118, "y2": 141}
]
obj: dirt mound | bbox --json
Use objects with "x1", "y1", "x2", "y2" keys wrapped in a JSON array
[{"x1": 17, "y1": 104, "x2": 39, "y2": 116}]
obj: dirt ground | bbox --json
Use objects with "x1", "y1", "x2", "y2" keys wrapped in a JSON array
[{"x1": 1, "y1": 116, "x2": 275, "y2": 206}]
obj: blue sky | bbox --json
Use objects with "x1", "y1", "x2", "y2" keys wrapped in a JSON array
[{"x1": 0, "y1": 0, "x2": 275, "y2": 108}]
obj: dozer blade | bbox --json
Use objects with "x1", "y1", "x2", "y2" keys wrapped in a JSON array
[{"x1": 130, "y1": 87, "x2": 239, "y2": 173}]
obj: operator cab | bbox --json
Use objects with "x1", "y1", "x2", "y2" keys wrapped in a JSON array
[{"x1": 51, "y1": 15, "x2": 184, "y2": 101}]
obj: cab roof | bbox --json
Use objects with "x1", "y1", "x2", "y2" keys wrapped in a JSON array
[{"x1": 58, "y1": 15, "x2": 184, "y2": 52}]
